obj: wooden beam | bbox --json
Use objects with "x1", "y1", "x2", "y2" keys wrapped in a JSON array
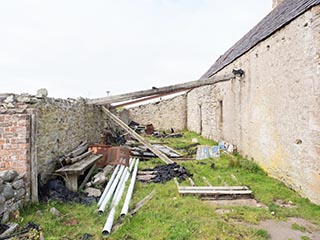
[
  {"x1": 30, "y1": 114, "x2": 38, "y2": 202},
  {"x1": 88, "y1": 73, "x2": 234, "y2": 105},
  {"x1": 112, "y1": 90, "x2": 183, "y2": 108},
  {"x1": 101, "y1": 106, "x2": 174, "y2": 164}
]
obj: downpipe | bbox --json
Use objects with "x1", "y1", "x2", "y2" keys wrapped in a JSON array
[
  {"x1": 120, "y1": 159, "x2": 139, "y2": 217},
  {"x1": 98, "y1": 164, "x2": 120, "y2": 207},
  {"x1": 102, "y1": 158, "x2": 136, "y2": 235},
  {"x1": 98, "y1": 164, "x2": 126, "y2": 213}
]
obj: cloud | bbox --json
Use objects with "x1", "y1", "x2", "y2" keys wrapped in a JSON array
[{"x1": 0, "y1": 0, "x2": 271, "y2": 98}]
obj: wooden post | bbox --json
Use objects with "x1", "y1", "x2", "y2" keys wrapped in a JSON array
[
  {"x1": 101, "y1": 106, "x2": 174, "y2": 165},
  {"x1": 30, "y1": 114, "x2": 38, "y2": 202}
]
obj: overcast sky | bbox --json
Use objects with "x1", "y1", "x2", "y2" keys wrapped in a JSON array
[{"x1": 0, "y1": 0, "x2": 271, "y2": 99}]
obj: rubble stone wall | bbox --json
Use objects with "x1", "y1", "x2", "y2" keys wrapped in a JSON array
[
  {"x1": 35, "y1": 98, "x2": 104, "y2": 183},
  {"x1": 187, "y1": 6, "x2": 320, "y2": 204},
  {"x1": 0, "y1": 170, "x2": 26, "y2": 223},
  {"x1": 128, "y1": 94, "x2": 187, "y2": 131},
  {"x1": 0, "y1": 93, "x2": 105, "y2": 200}
]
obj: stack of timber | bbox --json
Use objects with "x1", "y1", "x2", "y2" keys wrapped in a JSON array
[
  {"x1": 174, "y1": 178, "x2": 253, "y2": 200},
  {"x1": 59, "y1": 141, "x2": 90, "y2": 166}
]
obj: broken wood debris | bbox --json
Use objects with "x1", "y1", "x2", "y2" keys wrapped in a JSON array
[{"x1": 101, "y1": 106, "x2": 174, "y2": 164}]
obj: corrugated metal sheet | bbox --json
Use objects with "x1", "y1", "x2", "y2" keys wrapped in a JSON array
[{"x1": 201, "y1": 0, "x2": 320, "y2": 79}]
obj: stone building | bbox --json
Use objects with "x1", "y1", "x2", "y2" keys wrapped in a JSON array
[{"x1": 129, "y1": 0, "x2": 320, "y2": 204}]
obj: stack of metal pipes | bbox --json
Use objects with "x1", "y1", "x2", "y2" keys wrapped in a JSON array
[{"x1": 97, "y1": 158, "x2": 140, "y2": 235}]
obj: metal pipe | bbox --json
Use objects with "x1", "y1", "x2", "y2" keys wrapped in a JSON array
[
  {"x1": 98, "y1": 165, "x2": 120, "y2": 207},
  {"x1": 120, "y1": 158, "x2": 139, "y2": 217},
  {"x1": 102, "y1": 158, "x2": 135, "y2": 235},
  {"x1": 98, "y1": 165, "x2": 126, "y2": 213}
]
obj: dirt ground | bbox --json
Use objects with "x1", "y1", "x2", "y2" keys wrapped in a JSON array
[
  {"x1": 257, "y1": 218, "x2": 320, "y2": 240},
  {"x1": 207, "y1": 199, "x2": 320, "y2": 239}
]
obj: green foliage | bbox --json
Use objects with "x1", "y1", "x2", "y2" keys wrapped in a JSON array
[{"x1": 291, "y1": 223, "x2": 307, "y2": 232}]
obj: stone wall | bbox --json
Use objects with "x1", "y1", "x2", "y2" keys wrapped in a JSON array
[
  {"x1": 0, "y1": 93, "x2": 105, "y2": 200},
  {"x1": 0, "y1": 170, "x2": 26, "y2": 223},
  {"x1": 128, "y1": 94, "x2": 187, "y2": 131},
  {"x1": 187, "y1": 6, "x2": 320, "y2": 204},
  {"x1": 35, "y1": 98, "x2": 104, "y2": 183}
]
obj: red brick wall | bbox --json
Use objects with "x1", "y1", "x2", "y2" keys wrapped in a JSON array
[{"x1": 0, "y1": 114, "x2": 30, "y2": 175}]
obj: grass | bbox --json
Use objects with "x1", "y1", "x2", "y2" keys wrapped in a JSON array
[{"x1": 18, "y1": 131, "x2": 320, "y2": 239}]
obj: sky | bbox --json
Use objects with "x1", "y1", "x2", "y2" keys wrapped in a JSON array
[{"x1": 0, "y1": 0, "x2": 271, "y2": 99}]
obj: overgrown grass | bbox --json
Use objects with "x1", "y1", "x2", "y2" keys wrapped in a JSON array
[{"x1": 18, "y1": 132, "x2": 320, "y2": 239}]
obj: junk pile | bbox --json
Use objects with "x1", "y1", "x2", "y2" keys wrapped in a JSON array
[
  {"x1": 0, "y1": 222, "x2": 42, "y2": 240},
  {"x1": 196, "y1": 141, "x2": 237, "y2": 160},
  {"x1": 137, "y1": 163, "x2": 191, "y2": 183}
]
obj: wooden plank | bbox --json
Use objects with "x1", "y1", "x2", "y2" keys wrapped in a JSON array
[
  {"x1": 188, "y1": 177, "x2": 196, "y2": 187},
  {"x1": 88, "y1": 74, "x2": 234, "y2": 105},
  {"x1": 178, "y1": 186, "x2": 249, "y2": 191},
  {"x1": 56, "y1": 154, "x2": 102, "y2": 175},
  {"x1": 30, "y1": 114, "x2": 38, "y2": 202},
  {"x1": 69, "y1": 150, "x2": 93, "y2": 164},
  {"x1": 78, "y1": 164, "x2": 97, "y2": 190},
  {"x1": 178, "y1": 190, "x2": 252, "y2": 195},
  {"x1": 101, "y1": 106, "x2": 174, "y2": 164}
]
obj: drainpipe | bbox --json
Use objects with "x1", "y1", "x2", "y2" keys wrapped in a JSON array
[
  {"x1": 98, "y1": 164, "x2": 126, "y2": 213},
  {"x1": 120, "y1": 159, "x2": 139, "y2": 217},
  {"x1": 98, "y1": 164, "x2": 120, "y2": 207},
  {"x1": 102, "y1": 158, "x2": 136, "y2": 235}
]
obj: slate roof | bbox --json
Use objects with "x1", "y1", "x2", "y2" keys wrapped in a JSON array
[{"x1": 201, "y1": 0, "x2": 320, "y2": 79}]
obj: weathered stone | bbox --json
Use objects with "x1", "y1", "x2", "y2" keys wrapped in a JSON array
[
  {"x1": 14, "y1": 188, "x2": 26, "y2": 201},
  {"x1": 13, "y1": 173, "x2": 26, "y2": 182},
  {"x1": 129, "y1": 94, "x2": 187, "y2": 131},
  {"x1": 5, "y1": 103, "x2": 15, "y2": 109},
  {"x1": 0, "y1": 170, "x2": 18, "y2": 183},
  {"x1": 1, "y1": 211, "x2": 9, "y2": 224},
  {"x1": 2, "y1": 184, "x2": 14, "y2": 200},
  {"x1": 84, "y1": 187, "x2": 101, "y2": 197},
  {"x1": 0, "y1": 201, "x2": 7, "y2": 215},
  {"x1": 9, "y1": 200, "x2": 23, "y2": 212},
  {"x1": 36, "y1": 88, "x2": 48, "y2": 98},
  {"x1": 36, "y1": 210, "x2": 43, "y2": 216},
  {"x1": 12, "y1": 179, "x2": 24, "y2": 190},
  {"x1": 3, "y1": 95, "x2": 14, "y2": 104},
  {"x1": 50, "y1": 207, "x2": 61, "y2": 217},
  {"x1": 0, "y1": 180, "x2": 4, "y2": 193},
  {"x1": 0, "y1": 195, "x2": 5, "y2": 206}
]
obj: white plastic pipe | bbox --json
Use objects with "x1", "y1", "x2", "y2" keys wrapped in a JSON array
[
  {"x1": 98, "y1": 165, "x2": 120, "y2": 207},
  {"x1": 102, "y1": 158, "x2": 136, "y2": 235},
  {"x1": 98, "y1": 165, "x2": 125, "y2": 213},
  {"x1": 120, "y1": 159, "x2": 139, "y2": 217}
]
